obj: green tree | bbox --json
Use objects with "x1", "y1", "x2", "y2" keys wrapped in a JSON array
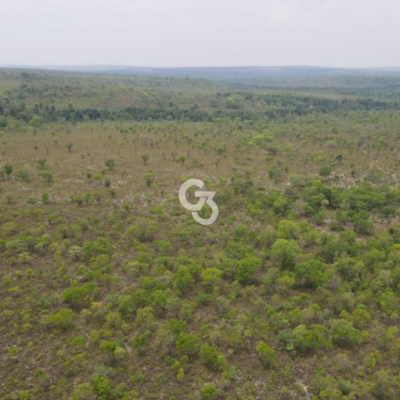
[
  {"x1": 37, "y1": 159, "x2": 47, "y2": 169},
  {"x1": 3, "y1": 164, "x2": 13, "y2": 179},
  {"x1": 176, "y1": 332, "x2": 201, "y2": 357},
  {"x1": 255, "y1": 341, "x2": 276, "y2": 368},
  {"x1": 271, "y1": 239, "x2": 301, "y2": 269},
  {"x1": 175, "y1": 265, "x2": 194, "y2": 294},
  {"x1": 142, "y1": 154, "x2": 149, "y2": 165},
  {"x1": 295, "y1": 260, "x2": 325, "y2": 288},
  {"x1": 144, "y1": 171, "x2": 154, "y2": 187},
  {"x1": 330, "y1": 319, "x2": 361, "y2": 348},
  {"x1": 200, "y1": 384, "x2": 219, "y2": 400},
  {"x1": 199, "y1": 344, "x2": 227, "y2": 371},
  {"x1": 236, "y1": 256, "x2": 262, "y2": 284},
  {"x1": 201, "y1": 267, "x2": 223, "y2": 292},
  {"x1": 41, "y1": 308, "x2": 74, "y2": 331},
  {"x1": 105, "y1": 159, "x2": 115, "y2": 170},
  {"x1": 319, "y1": 166, "x2": 332, "y2": 177},
  {"x1": 292, "y1": 324, "x2": 330, "y2": 354}
]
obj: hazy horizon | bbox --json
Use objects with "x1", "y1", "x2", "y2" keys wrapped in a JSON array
[
  {"x1": 2, "y1": 64, "x2": 400, "y2": 69},
  {"x1": 1, "y1": 0, "x2": 400, "y2": 68}
]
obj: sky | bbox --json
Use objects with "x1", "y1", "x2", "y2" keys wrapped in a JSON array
[{"x1": 1, "y1": 0, "x2": 400, "y2": 68}]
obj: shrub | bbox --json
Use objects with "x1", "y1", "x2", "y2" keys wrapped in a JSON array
[
  {"x1": 175, "y1": 265, "x2": 194, "y2": 294},
  {"x1": 144, "y1": 172, "x2": 154, "y2": 187},
  {"x1": 40, "y1": 170, "x2": 54, "y2": 183},
  {"x1": 271, "y1": 239, "x2": 301, "y2": 269},
  {"x1": 176, "y1": 332, "x2": 201, "y2": 357},
  {"x1": 292, "y1": 324, "x2": 330, "y2": 354},
  {"x1": 201, "y1": 267, "x2": 223, "y2": 291},
  {"x1": 255, "y1": 341, "x2": 276, "y2": 368},
  {"x1": 199, "y1": 344, "x2": 227, "y2": 371},
  {"x1": 142, "y1": 154, "x2": 149, "y2": 165},
  {"x1": 236, "y1": 256, "x2": 262, "y2": 284},
  {"x1": 330, "y1": 319, "x2": 361, "y2": 348},
  {"x1": 68, "y1": 383, "x2": 96, "y2": 400},
  {"x1": 319, "y1": 166, "x2": 332, "y2": 177},
  {"x1": 41, "y1": 308, "x2": 74, "y2": 330},
  {"x1": 37, "y1": 159, "x2": 47, "y2": 169},
  {"x1": 295, "y1": 260, "x2": 325, "y2": 288},
  {"x1": 62, "y1": 283, "x2": 98, "y2": 309},
  {"x1": 200, "y1": 384, "x2": 219, "y2": 400},
  {"x1": 3, "y1": 163, "x2": 13, "y2": 178},
  {"x1": 105, "y1": 159, "x2": 115, "y2": 170}
]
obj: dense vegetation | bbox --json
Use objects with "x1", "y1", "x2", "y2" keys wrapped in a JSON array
[{"x1": 1, "y1": 69, "x2": 400, "y2": 400}]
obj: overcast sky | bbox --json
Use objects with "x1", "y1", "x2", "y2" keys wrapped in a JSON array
[{"x1": 1, "y1": 0, "x2": 400, "y2": 67}]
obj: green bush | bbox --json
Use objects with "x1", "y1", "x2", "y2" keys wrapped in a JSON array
[
  {"x1": 236, "y1": 256, "x2": 262, "y2": 284},
  {"x1": 176, "y1": 333, "x2": 201, "y2": 357},
  {"x1": 255, "y1": 341, "x2": 276, "y2": 368},
  {"x1": 271, "y1": 239, "x2": 301, "y2": 269},
  {"x1": 41, "y1": 308, "x2": 74, "y2": 330},
  {"x1": 330, "y1": 319, "x2": 362, "y2": 348},
  {"x1": 200, "y1": 384, "x2": 219, "y2": 400},
  {"x1": 199, "y1": 344, "x2": 227, "y2": 371},
  {"x1": 292, "y1": 324, "x2": 331, "y2": 354}
]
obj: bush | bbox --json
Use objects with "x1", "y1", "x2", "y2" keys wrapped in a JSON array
[
  {"x1": 199, "y1": 344, "x2": 227, "y2": 371},
  {"x1": 175, "y1": 265, "x2": 194, "y2": 294},
  {"x1": 200, "y1": 384, "x2": 219, "y2": 400},
  {"x1": 255, "y1": 341, "x2": 275, "y2": 368},
  {"x1": 68, "y1": 383, "x2": 96, "y2": 400},
  {"x1": 330, "y1": 319, "x2": 361, "y2": 348},
  {"x1": 41, "y1": 308, "x2": 74, "y2": 330},
  {"x1": 292, "y1": 324, "x2": 330, "y2": 354},
  {"x1": 105, "y1": 159, "x2": 115, "y2": 170},
  {"x1": 295, "y1": 260, "x2": 325, "y2": 288},
  {"x1": 271, "y1": 239, "x2": 301, "y2": 269},
  {"x1": 319, "y1": 166, "x2": 332, "y2": 177},
  {"x1": 62, "y1": 283, "x2": 98, "y2": 309},
  {"x1": 236, "y1": 256, "x2": 262, "y2": 284},
  {"x1": 176, "y1": 333, "x2": 201, "y2": 357}
]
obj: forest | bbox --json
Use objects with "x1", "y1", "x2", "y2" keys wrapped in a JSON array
[{"x1": 1, "y1": 68, "x2": 400, "y2": 400}]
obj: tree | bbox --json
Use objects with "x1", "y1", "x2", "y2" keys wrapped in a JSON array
[
  {"x1": 178, "y1": 155, "x2": 186, "y2": 165},
  {"x1": 200, "y1": 384, "x2": 219, "y2": 400},
  {"x1": 40, "y1": 171, "x2": 53, "y2": 183},
  {"x1": 330, "y1": 319, "x2": 361, "y2": 348},
  {"x1": 105, "y1": 159, "x2": 115, "y2": 170},
  {"x1": 176, "y1": 332, "x2": 201, "y2": 357},
  {"x1": 142, "y1": 154, "x2": 149, "y2": 165},
  {"x1": 144, "y1": 172, "x2": 154, "y2": 187},
  {"x1": 199, "y1": 344, "x2": 227, "y2": 371},
  {"x1": 236, "y1": 256, "x2": 262, "y2": 284},
  {"x1": 271, "y1": 239, "x2": 301, "y2": 269},
  {"x1": 41, "y1": 308, "x2": 74, "y2": 331},
  {"x1": 42, "y1": 193, "x2": 50, "y2": 203},
  {"x1": 319, "y1": 166, "x2": 332, "y2": 177},
  {"x1": 201, "y1": 267, "x2": 223, "y2": 292},
  {"x1": 135, "y1": 307, "x2": 155, "y2": 330},
  {"x1": 3, "y1": 164, "x2": 13, "y2": 179},
  {"x1": 295, "y1": 260, "x2": 325, "y2": 288},
  {"x1": 255, "y1": 341, "x2": 276, "y2": 368},
  {"x1": 175, "y1": 265, "x2": 194, "y2": 294},
  {"x1": 68, "y1": 383, "x2": 96, "y2": 400},
  {"x1": 292, "y1": 324, "x2": 331, "y2": 354},
  {"x1": 37, "y1": 159, "x2": 47, "y2": 169},
  {"x1": 277, "y1": 220, "x2": 301, "y2": 240},
  {"x1": 66, "y1": 142, "x2": 74, "y2": 153}
]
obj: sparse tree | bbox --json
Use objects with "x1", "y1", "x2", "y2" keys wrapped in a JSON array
[{"x1": 142, "y1": 154, "x2": 149, "y2": 165}]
